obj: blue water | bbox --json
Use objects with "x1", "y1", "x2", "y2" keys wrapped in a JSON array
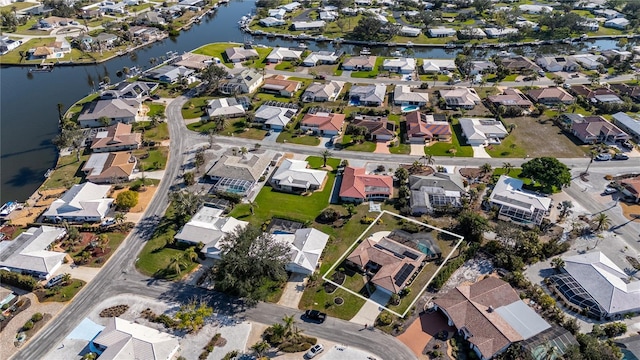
[
  {"x1": 401, "y1": 105, "x2": 420, "y2": 113},
  {"x1": 348, "y1": 99, "x2": 361, "y2": 106}
]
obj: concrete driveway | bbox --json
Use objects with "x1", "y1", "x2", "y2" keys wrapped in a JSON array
[
  {"x1": 277, "y1": 273, "x2": 307, "y2": 309},
  {"x1": 263, "y1": 129, "x2": 280, "y2": 142},
  {"x1": 350, "y1": 289, "x2": 391, "y2": 326},
  {"x1": 410, "y1": 144, "x2": 424, "y2": 156},
  {"x1": 318, "y1": 135, "x2": 334, "y2": 148},
  {"x1": 471, "y1": 145, "x2": 491, "y2": 158},
  {"x1": 374, "y1": 140, "x2": 390, "y2": 154}
]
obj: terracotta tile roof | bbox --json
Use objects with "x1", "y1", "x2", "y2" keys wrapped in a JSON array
[
  {"x1": 339, "y1": 166, "x2": 393, "y2": 200},
  {"x1": 405, "y1": 111, "x2": 451, "y2": 140},
  {"x1": 621, "y1": 177, "x2": 640, "y2": 197},
  {"x1": 527, "y1": 87, "x2": 574, "y2": 103},
  {"x1": 263, "y1": 75, "x2": 300, "y2": 93},
  {"x1": 487, "y1": 88, "x2": 533, "y2": 107},
  {"x1": 351, "y1": 116, "x2": 396, "y2": 138},
  {"x1": 301, "y1": 112, "x2": 345, "y2": 132},
  {"x1": 91, "y1": 123, "x2": 142, "y2": 151},
  {"x1": 84, "y1": 152, "x2": 136, "y2": 182}
]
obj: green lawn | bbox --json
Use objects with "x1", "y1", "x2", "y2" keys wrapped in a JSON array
[
  {"x1": 42, "y1": 153, "x2": 89, "y2": 190},
  {"x1": 0, "y1": 37, "x2": 55, "y2": 64},
  {"x1": 242, "y1": 47, "x2": 272, "y2": 69},
  {"x1": 341, "y1": 135, "x2": 376, "y2": 152},
  {"x1": 134, "y1": 147, "x2": 169, "y2": 170},
  {"x1": 485, "y1": 135, "x2": 527, "y2": 158},
  {"x1": 0, "y1": 2, "x2": 38, "y2": 11},
  {"x1": 145, "y1": 102, "x2": 166, "y2": 117},
  {"x1": 193, "y1": 42, "x2": 242, "y2": 69},
  {"x1": 389, "y1": 142, "x2": 410, "y2": 154},
  {"x1": 134, "y1": 122, "x2": 169, "y2": 142},
  {"x1": 275, "y1": 61, "x2": 296, "y2": 71},
  {"x1": 424, "y1": 119, "x2": 473, "y2": 157},
  {"x1": 349, "y1": 57, "x2": 384, "y2": 78},
  {"x1": 37, "y1": 279, "x2": 86, "y2": 302},
  {"x1": 181, "y1": 97, "x2": 211, "y2": 119},
  {"x1": 230, "y1": 157, "x2": 340, "y2": 224},
  {"x1": 277, "y1": 132, "x2": 321, "y2": 146}
]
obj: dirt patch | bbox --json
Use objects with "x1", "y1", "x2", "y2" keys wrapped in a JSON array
[
  {"x1": 619, "y1": 202, "x2": 640, "y2": 222},
  {"x1": 111, "y1": 184, "x2": 158, "y2": 213},
  {"x1": 459, "y1": 167, "x2": 491, "y2": 182},
  {"x1": 402, "y1": 164, "x2": 435, "y2": 176},
  {"x1": 0, "y1": 225, "x2": 19, "y2": 239},
  {"x1": 508, "y1": 116, "x2": 586, "y2": 157}
]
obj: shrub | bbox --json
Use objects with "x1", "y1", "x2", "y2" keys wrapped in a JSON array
[
  {"x1": 0, "y1": 270, "x2": 38, "y2": 291},
  {"x1": 31, "y1": 313, "x2": 43, "y2": 322},
  {"x1": 603, "y1": 322, "x2": 627, "y2": 338},
  {"x1": 116, "y1": 190, "x2": 139, "y2": 210},
  {"x1": 319, "y1": 208, "x2": 339, "y2": 223},
  {"x1": 22, "y1": 320, "x2": 34, "y2": 331},
  {"x1": 377, "y1": 310, "x2": 393, "y2": 326}
]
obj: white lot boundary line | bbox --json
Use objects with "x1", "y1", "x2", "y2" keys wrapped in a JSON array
[{"x1": 322, "y1": 209, "x2": 465, "y2": 318}]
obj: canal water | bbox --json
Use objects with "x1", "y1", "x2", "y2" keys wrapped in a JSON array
[{"x1": 0, "y1": 0, "x2": 631, "y2": 202}]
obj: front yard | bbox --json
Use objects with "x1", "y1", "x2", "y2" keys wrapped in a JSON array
[
  {"x1": 424, "y1": 118, "x2": 473, "y2": 157},
  {"x1": 133, "y1": 147, "x2": 169, "y2": 171}
]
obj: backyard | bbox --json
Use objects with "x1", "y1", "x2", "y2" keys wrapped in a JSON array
[{"x1": 42, "y1": 153, "x2": 89, "y2": 190}]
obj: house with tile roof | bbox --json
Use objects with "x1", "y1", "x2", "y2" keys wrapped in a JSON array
[
  {"x1": 341, "y1": 55, "x2": 377, "y2": 71},
  {"x1": 224, "y1": 46, "x2": 259, "y2": 63},
  {"x1": 261, "y1": 75, "x2": 301, "y2": 97},
  {"x1": 500, "y1": 55, "x2": 542, "y2": 73},
  {"x1": 300, "y1": 112, "x2": 345, "y2": 136},
  {"x1": 274, "y1": 228, "x2": 329, "y2": 275},
  {"x1": 207, "y1": 151, "x2": 276, "y2": 196},
  {"x1": 174, "y1": 204, "x2": 248, "y2": 258},
  {"x1": 345, "y1": 232, "x2": 426, "y2": 294},
  {"x1": 409, "y1": 173, "x2": 465, "y2": 215},
  {"x1": 43, "y1": 182, "x2": 114, "y2": 223},
  {"x1": 339, "y1": 166, "x2": 393, "y2": 203},
  {"x1": 82, "y1": 152, "x2": 137, "y2": 184},
  {"x1": 270, "y1": 159, "x2": 327, "y2": 194},
  {"x1": 527, "y1": 87, "x2": 575, "y2": 105},
  {"x1": 350, "y1": 115, "x2": 396, "y2": 141},
  {"x1": 90, "y1": 123, "x2": 142, "y2": 153},
  {"x1": 393, "y1": 85, "x2": 429, "y2": 106},
  {"x1": 92, "y1": 317, "x2": 180, "y2": 360},
  {"x1": 488, "y1": 175, "x2": 551, "y2": 226},
  {"x1": 100, "y1": 81, "x2": 158, "y2": 100},
  {"x1": 439, "y1": 88, "x2": 481, "y2": 109},
  {"x1": 563, "y1": 114, "x2": 628, "y2": 144},
  {"x1": 0, "y1": 226, "x2": 67, "y2": 279},
  {"x1": 301, "y1": 81, "x2": 344, "y2": 102},
  {"x1": 435, "y1": 277, "x2": 550, "y2": 360},
  {"x1": 487, "y1": 88, "x2": 533, "y2": 114},
  {"x1": 77, "y1": 99, "x2": 142, "y2": 128},
  {"x1": 405, "y1": 111, "x2": 451, "y2": 144}
]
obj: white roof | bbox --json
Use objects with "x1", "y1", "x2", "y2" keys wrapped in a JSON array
[
  {"x1": 175, "y1": 205, "x2": 247, "y2": 257},
  {"x1": 274, "y1": 228, "x2": 329, "y2": 273},
  {"x1": 259, "y1": 17, "x2": 285, "y2": 26},
  {"x1": 83, "y1": 153, "x2": 111, "y2": 177},
  {"x1": 428, "y1": 26, "x2": 456, "y2": 35},
  {"x1": 421, "y1": 58, "x2": 455, "y2": 70},
  {"x1": 43, "y1": 182, "x2": 113, "y2": 220},
  {"x1": 272, "y1": 159, "x2": 327, "y2": 189},
  {"x1": 267, "y1": 47, "x2": 302, "y2": 62},
  {"x1": 393, "y1": 85, "x2": 429, "y2": 103},
  {"x1": 612, "y1": 112, "x2": 640, "y2": 136},
  {"x1": 439, "y1": 88, "x2": 481, "y2": 106},
  {"x1": 495, "y1": 301, "x2": 550, "y2": 340},
  {"x1": 303, "y1": 51, "x2": 339, "y2": 65},
  {"x1": 489, "y1": 175, "x2": 551, "y2": 212},
  {"x1": 350, "y1": 84, "x2": 386, "y2": 104},
  {"x1": 0, "y1": 226, "x2": 67, "y2": 276},
  {"x1": 93, "y1": 317, "x2": 180, "y2": 360},
  {"x1": 207, "y1": 97, "x2": 245, "y2": 118},
  {"x1": 383, "y1": 57, "x2": 416, "y2": 71},
  {"x1": 255, "y1": 105, "x2": 298, "y2": 127},
  {"x1": 605, "y1": 17, "x2": 629, "y2": 25},
  {"x1": 292, "y1": 20, "x2": 326, "y2": 29},
  {"x1": 302, "y1": 81, "x2": 344, "y2": 101},
  {"x1": 268, "y1": 8, "x2": 286, "y2": 16},
  {"x1": 563, "y1": 251, "x2": 640, "y2": 315}
]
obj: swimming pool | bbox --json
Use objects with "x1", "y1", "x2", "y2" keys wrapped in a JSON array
[
  {"x1": 348, "y1": 99, "x2": 361, "y2": 106},
  {"x1": 401, "y1": 105, "x2": 420, "y2": 113}
]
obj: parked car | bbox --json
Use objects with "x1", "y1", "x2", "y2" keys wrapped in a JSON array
[
  {"x1": 303, "y1": 310, "x2": 327, "y2": 323},
  {"x1": 613, "y1": 153, "x2": 629, "y2": 160},
  {"x1": 621, "y1": 141, "x2": 634, "y2": 150},
  {"x1": 45, "y1": 273, "x2": 67, "y2": 288},
  {"x1": 603, "y1": 187, "x2": 618, "y2": 195},
  {"x1": 100, "y1": 217, "x2": 116, "y2": 227},
  {"x1": 305, "y1": 344, "x2": 324, "y2": 359},
  {"x1": 595, "y1": 153, "x2": 611, "y2": 161}
]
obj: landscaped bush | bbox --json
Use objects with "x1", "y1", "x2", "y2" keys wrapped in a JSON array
[
  {"x1": 0, "y1": 270, "x2": 38, "y2": 291},
  {"x1": 22, "y1": 320, "x2": 34, "y2": 331},
  {"x1": 31, "y1": 313, "x2": 43, "y2": 322},
  {"x1": 377, "y1": 310, "x2": 393, "y2": 326},
  {"x1": 278, "y1": 336, "x2": 317, "y2": 353},
  {"x1": 603, "y1": 322, "x2": 627, "y2": 338},
  {"x1": 99, "y1": 305, "x2": 129, "y2": 318}
]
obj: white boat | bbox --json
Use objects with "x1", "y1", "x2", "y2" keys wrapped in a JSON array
[
  {"x1": 0, "y1": 201, "x2": 18, "y2": 216},
  {"x1": 391, "y1": 50, "x2": 403, "y2": 57},
  {"x1": 298, "y1": 42, "x2": 308, "y2": 49},
  {"x1": 406, "y1": 41, "x2": 413, "y2": 47},
  {"x1": 360, "y1": 47, "x2": 371, "y2": 55}
]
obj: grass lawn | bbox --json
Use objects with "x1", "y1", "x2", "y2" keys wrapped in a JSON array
[
  {"x1": 350, "y1": 57, "x2": 384, "y2": 78},
  {"x1": 36, "y1": 279, "x2": 86, "y2": 302},
  {"x1": 277, "y1": 131, "x2": 321, "y2": 146},
  {"x1": 145, "y1": 102, "x2": 166, "y2": 117},
  {"x1": 181, "y1": 97, "x2": 211, "y2": 119},
  {"x1": 134, "y1": 147, "x2": 169, "y2": 170},
  {"x1": 242, "y1": 47, "x2": 272, "y2": 69},
  {"x1": 389, "y1": 142, "x2": 410, "y2": 154},
  {"x1": 424, "y1": 118, "x2": 473, "y2": 157},
  {"x1": 134, "y1": 122, "x2": 169, "y2": 142},
  {"x1": 65, "y1": 93, "x2": 100, "y2": 120},
  {"x1": 341, "y1": 135, "x2": 376, "y2": 152},
  {"x1": 0, "y1": 2, "x2": 37, "y2": 11},
  {"x1": 275, "y1": 61, "x2": 297, "y2": 71},
  {"x1": 42, "y1": 153, "x2": 89, "y2": 190},
  {"x1": 128, "y1": 2, "x2": 153, "y2": 12},
  {"x1": 298, "y1": 280, "x2": 366, "y2": 320},
  {"x1": 485, "y1": 135, "x2": 527, "y2": 158},
  {"x1": 193, "y1": 42, "x2": 242, "y2": 68},
  {"x1": 229, "y1": 157, "x2": 340, "y2": 224},
  {"x1": 0, "y1": 37, "x2": 55, "y2": 64},
  {"x1": 136, "y1": 206, "x2": 198, "y2": 280}
]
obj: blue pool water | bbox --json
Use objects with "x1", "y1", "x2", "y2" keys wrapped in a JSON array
[
  {"x1": 401, "y1": 105, "x2": 420, "y2": 113},
  {"x1": 348, "y1": 99, "x2": 361, "y2": 106}
]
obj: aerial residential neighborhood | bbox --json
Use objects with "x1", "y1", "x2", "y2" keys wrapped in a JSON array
[{"x1": 2, "y1": 0, "x2": 640, "y2": 359}]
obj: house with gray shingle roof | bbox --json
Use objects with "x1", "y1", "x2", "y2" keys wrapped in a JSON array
[
  {"x1": 0, "y1": 226, "x2": 67, "y2": 279},
  {"x1": 349, "y1": 84, "x2": 386, "y2": 106},
  {"x1": 207, "y1": 151, "x2": 277, "y2": 196},
  {"x1": 77, "y1": 98, "x2": 142, "y2": 128}
]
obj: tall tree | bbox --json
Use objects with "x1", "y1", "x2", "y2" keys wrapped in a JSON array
[
  {"x1": 457, "y1": 210, "x2": 490, "y2": 242},
  {"x1": 480, "y1": 163, "x2": 492, "y2": 175},
  {"x1": 502, "y1": 162, "x2": 514, "y2": 175},
  {"x1": 521, "y1": 157, "x2": 571, "y2": 192},
  {"x1": 170, "y1": 191, "x2": 204, "y2": 224},
  {"x1": 201, "y1": 63, "x2": 228, "y2": 94},
  {"x1": 321, "y1": 150, "x2": 332, "y2": 167},
  {"x1": 394, "y1": 167, "x2": 409, "y2": 184},
  {"x1": 558, "y1": 200, "x2": 574, "y2": 219},
  {"x1": 251, "y1": 341, "x2": 270, "y2": 358},
  {"x1": 592, "y1": 213, "x2": 611, "y2": 232}
]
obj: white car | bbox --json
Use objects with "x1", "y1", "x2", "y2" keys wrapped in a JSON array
[
  {"x1": 305, "y1": 344, "x2": 324, "y2": 359},
  {"x1": 603, "y1": 187, "x2": 618, "y2": 195},
  {"x1": 100, "y1": 217, "x2": 116, "y2": 227}
]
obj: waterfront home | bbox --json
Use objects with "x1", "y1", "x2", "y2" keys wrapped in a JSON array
[
  {"x1": 349, "y1": 84, "x2": 387, "y2": 106},
  {"x1": 280, "y1": 1, "x2": 301, "y2": 12},
  {"x1": 562, "y1": 114, "x2": 628, "y2": 144},
  {"x1": 90, "y1": 123, "x2": 142, "y2": 153},
  {"x1": 174, "y1": 53, "x2": 214, "y2": 70},
  {"x1": 341, "y1": 55, "x2": 376, "y2": 71},
  {"x1": 270, "y1": 159, "x2": 327, "y2": 194},
  {"x1": 393, "y1": 85, "x2": 429, "y2": 106},
  {"x1": 319, "y1": 10, "x2": 338, "y2": 21},
  {"x1": 399, "y1": 26, "x2": 421, "y2": 37},
  {"x1": 405, "y1": 111, "x2": 451, "y2": 144},
  {"x1": 612, "y1": 112, "x2": 640, "y2": 143},
  {"x1": 174, "y1": 204, "x2": 248, "y2": 258},
  {"x1": 82, "y1": 152, "x2": 137, "y2": 184},
  {"x1": 219, "y1": 68, "x2": 264, "y2": 94},
  {"x1": 224, "y1": 46, "x2": 259, "y2": 63},
  {"x1": 350, "y1": 115, "x2": 396, "y2": 141},
  {"x1": 601, "y1": 49, "x2": 633, "y2": 61},
  {"x1": 273, "y1": 228, "x2": 330, "y2": 275},
  {"x1": 489, "y1": 175, "x2": 551, "y2": 226},
  {"x1": 535, "y1": 56, "x2": 579, "y2": 72},
  {"x1": 500, "y1": 55, "x2": 541, "y2": 73},
  {"x1": 439, "y1": 88, "x2": 481, "y2": 109},
  {"x1": 604, "y1": 17, "x2": 629, "y2": 30},
  {"x1": 487, "y1": 88, "x2": 533, "y2": 113},
  {"x1": 519, "y1": 4, "x2": 552, "y2": 14},
  {"x1": 382, "y1": 57, "x2": 416, "y2": 73},
  {"x1": 345, "y1": 232, "x2": 425, "y2": 294},
  {"x1": 96, "y1": 32, "x2": 119, "y2": 47},
  {"x1": 100, "y1": 81, "x2": 158, "y2": 100},
  {"x1": 43, "y1": 182, "x2": 114, "y2": 223},
  {"x1": 261, "y1": 75, "x2": 301, "y2": 98},
  {"x1": 484, "y1": 27, "x2": 518, "y2": 38},
  {"x1": 527, "y1": 87, "x2": 575, "y2": 105},
  {"x1": 0, "y1": 36, "x2": 20, "y2": 54},
  {"x1": 469, "y1": 61, "x2": 496, "y2": 76},
  {"x1": 302, "y1": 50, "x2": 341, "y2": 66},
  {"x1": 593, "y1": 8, "x2": 623, "y2": 19},
  {"x1": 459, "y1": 118, "x2": 508, "y2": 146},
  {"x1": 206, "y1": 97, "x2": 248, "y2": 118},
  {"x1": 136, "y1": 11, "x2": 166, "y2": 25},
  {"x1": 301, "y1": 81, "x2": 344, "y2": 102},
  {"x1": 410, "y1": 173, "x2": 465, "y2": 214},
  {"x1": 29, "y1": 40, "x2": 71, "y2": 59},
  {"x1": 300, "y1": 111, "x2": 345, "y2": 136},
  {"x1": 292, "y1": 21, "x2": 325, "y2": 31},
  {"x1": 428, "y1": 26, "x2": 456, "y2": 37},
  {"x1": 0, "y1": 226, "x2": 67, "y2": 280},
  {"x1": 339, "y1": 166, "x2": 393, "y2": 203},
  {"x1": 259, "y1": 17, "x2": 286, "y2": 27},
  {"x1": 77, "y1": 98, "x2": 142, "y2": 128},
  {"x1": 570, "y1": 54, "x2": 604, "y2": 70},
  {"x1": 147, "y1": 65, "x2": 194, "y2": 83},
  {"x1": 457, "y1": 27, "x2": 486, "y2": 39},
  {"x1": 128, "y1": 26, "x2": 164, "y2": 42},
  {"x1": 434, "y1": 277, "x2": 551, "y2": 359},
  {"x1": 421, "y1": 59, "x2": 456, "y2": 73},
  {"x1": 92, "y1": 318, "x2": 180, "y2": 360},
  {"x1": 265, "y1": 47, "x2": 302, "y2": 64},
  {"x1": 268, "y1": 8, "x2": 286, "y2": 19},
  {"x1": 206, "y1": 151, "x2": 275, "y2": 196},
  {"x1": 254, "y1": 103, "x2": 299, "y2": 130}
]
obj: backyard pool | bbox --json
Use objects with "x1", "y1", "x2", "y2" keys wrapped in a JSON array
[
  {"x1": 348, "y1": 99, "x2": 361, "y2": 106},
  {"x1": 401, "y1": 105, "x2": 420, "y2": 113}
]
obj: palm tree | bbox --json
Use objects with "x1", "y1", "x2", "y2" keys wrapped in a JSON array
[
  {"x1": 114, "y1": 212, "x2": 126, "y2": 224},
  {"x1": 321, "y1": 150, "x2": 332, "y2": 167},
  {"x1": 420, "y1": 154, "x2": 434, "y2": 167},
  {"x1": 282, "y1": 315, "x2": 296, "y2": 339},
  {"x1": 62, "y1": 273, "x2": 72, "y2": 285},
  {"x1": 251, "y1": 341, "x2": 270, "y2": 358},
  {"x1": 240, "y1": 146, "x2": 248, "y2": 155},
  {"x1": 480, "y1": 163, "x2": 492, "y2": 175},
  {"x1": 584, "y1": 150, "x2": 597, "y2": 175},
  {"x1": 184, "y1": 246, "x2": 198, "y2": 262},
  {"x1": 168, "y1": 256, "x2": 183, "y2": 275},
  {"x1": 550, "y1": 257, "x2": 565, "y2": 272},
  {"x1": 502, "y1": 162, "x2": 514, "y2": 176},
  {"x1": 248, "y1": 200, "x2": 257, "y2": 215},
  {"x1": 592, "y1": 213, "x2": 612, "y2": 232},
  {"x1": 558, "y1": 200, "x2": 574, "y2": 219}
]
